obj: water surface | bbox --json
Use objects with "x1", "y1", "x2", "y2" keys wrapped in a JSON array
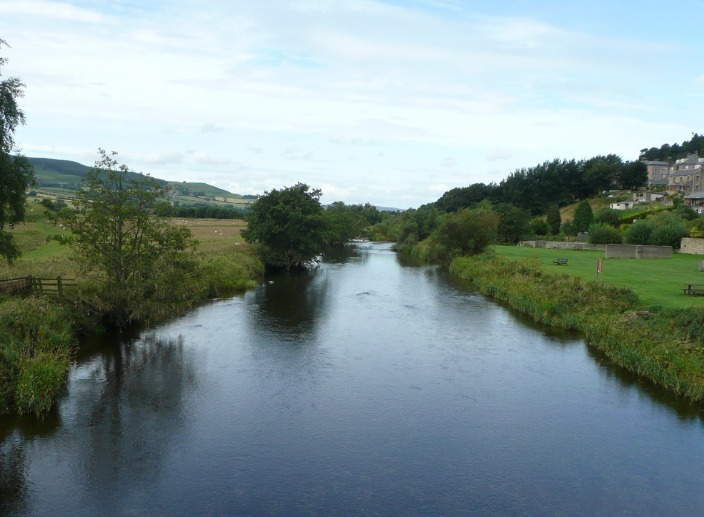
[{"x1": 2, "y1": 243, "x2": 704, "y2": 516}]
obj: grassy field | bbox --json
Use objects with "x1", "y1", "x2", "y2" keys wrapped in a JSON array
[
  {"x1": 0, "y1": 209, "x2": 249, "y2": 279},
  {"x1": 493, "y1": 245, "x2": 704, "y2": 309}
]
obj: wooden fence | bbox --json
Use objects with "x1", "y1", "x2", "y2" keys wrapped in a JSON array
[{"x1": 0, "y1": 276, "x2": 76, "y2": 301}]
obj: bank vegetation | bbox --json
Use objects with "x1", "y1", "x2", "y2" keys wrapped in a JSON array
[{"x1": 450, "y1": 253, "x2": 704, "y2": 405}]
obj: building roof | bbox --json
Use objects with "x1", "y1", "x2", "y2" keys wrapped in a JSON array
[
  {"x1": 685, "y1": 191, "x2": 704, "y2": 199},
  {"x1": 648, "y1": 178, "x2": 668, "y2": 185}
]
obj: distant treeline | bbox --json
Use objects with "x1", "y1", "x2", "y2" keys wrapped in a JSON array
[
  {"x1": 430, "y1": 154, "x2": 647, "y2": 216},
  {"x1": 158, "y1": 204, "x2": 248, "y2": 219},
  {"x1": 640, "y1": 133, "x2": 704, "y2": 162}
]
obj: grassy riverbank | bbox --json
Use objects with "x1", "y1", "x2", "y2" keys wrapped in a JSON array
[
  {"x1": 0, "y1": 211, "x2": 263, "y2": 416},
  {"x1": 450, "y1": 253, "x2": 704, "y2": 404},
  {"x1": 493, "y1": 245, "x2": 704, "y2": 309}
]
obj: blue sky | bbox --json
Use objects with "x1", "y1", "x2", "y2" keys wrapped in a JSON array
[{"x1": 2, "y1": 0, "x2": 703, "y2": 208}]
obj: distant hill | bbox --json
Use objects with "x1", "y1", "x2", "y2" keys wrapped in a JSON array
[{"x1": 27, "y1": 157, "x2": 252, "y2": 208}]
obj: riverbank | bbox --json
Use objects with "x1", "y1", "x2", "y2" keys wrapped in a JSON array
[
  {"x1": 450, "y1": 253, "x2": 704, "y2": 404},
  {"x1": 0, "y1": 216, "x2": 264, "y2": 416}
]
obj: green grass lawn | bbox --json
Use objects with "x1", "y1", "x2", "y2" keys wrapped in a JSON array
[{"x1": 493, "y1": 245, "x2": 704, "y2": 309}]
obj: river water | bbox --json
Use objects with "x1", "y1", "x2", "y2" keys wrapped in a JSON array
[{"x1": 2, "y1": 242, "x2": 704, "y2": 516}]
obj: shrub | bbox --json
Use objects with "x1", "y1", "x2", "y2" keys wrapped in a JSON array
[
  {"x1": 588, "y1": 222, "x2": 622, "y2": 244},
  {"x1": 624, "y1": 219, "x2": 652, "y2": 244},
  {"x1": 0, "y1": 297, "x2": 74, "y2": 415}
]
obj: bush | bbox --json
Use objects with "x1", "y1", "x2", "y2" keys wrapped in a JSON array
[
  {"x1": 588, "y1": 222, "x2": 622, "y2": 244},
  {"x1": 530, "y1": 217, "x2": 550, "y2": 236},
  {"x1": 0, "y1": 297, "x2": 74, "y2": 415},
  {"x1": 624, "y1": 219, "x2": 652, "y2": 244},
  {"x1": 596, "y1": 208, "x2": 622, "y2": 227}
]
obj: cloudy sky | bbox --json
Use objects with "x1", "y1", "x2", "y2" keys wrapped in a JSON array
[{"x1": 2, "y1": 0, "x2": 703, "y2": 208}]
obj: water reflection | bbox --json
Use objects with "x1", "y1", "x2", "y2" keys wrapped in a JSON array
[
  {"x1": 0, "y1": 442, "x2": 28, "y2": 516},
  {"x1": 0, "y1": 333, "x2": 202, "y2": 516},
  {"x1": 4, "y1": 242, "x2": 704, "y2": 515},
  {"x1": 249, "y1": 268, "x2": 331, "y2": 340}
]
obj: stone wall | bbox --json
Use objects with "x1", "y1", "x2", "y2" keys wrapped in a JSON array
[
  {"x1": 605, "y1": 244, "x2": 672, "y2": 259},
  {"x1": 680, "y1": 238, "x2": 704, "y2": 255},
  {"x1": 520, "y1": 241, "x2": 605, "y2": 251}
]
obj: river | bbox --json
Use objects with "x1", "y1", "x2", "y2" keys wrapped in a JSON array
[{"x1": 2, "y1": 242, "x2": 704, "y2": 516}]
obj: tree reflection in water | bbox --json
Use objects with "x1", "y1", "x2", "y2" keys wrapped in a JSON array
[{"x1": 0, "y1": 332, "x2": 202, "y2": 515}]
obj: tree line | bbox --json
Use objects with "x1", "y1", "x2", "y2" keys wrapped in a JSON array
[
  {"x1": 432, "y1": 155, "x2": 647, "y2": 216},
  {"x1": 639, "y1": 133, "x2": 704, "y2": 162}
]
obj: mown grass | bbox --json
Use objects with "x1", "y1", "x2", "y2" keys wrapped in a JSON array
[
  {"x1": 451, "y1": 253, "x2": 704, "y2": 404},
  {"x1": 494, "y1": 245, "x2": 704, "y2": 309}
]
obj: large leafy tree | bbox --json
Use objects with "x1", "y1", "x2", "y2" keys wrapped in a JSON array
[
  {"x1": 57, "y1": 150, "x2": 196, "y2": 320},
  {"x1": 0, "y1": 39, "x2": 34, "y2": 263},
  {"x1": 617, "y1": 161, "x2": 648, "y2": 190},
  {"x1": 242, "y1": 183, "x2": 326, "y2": 269}
]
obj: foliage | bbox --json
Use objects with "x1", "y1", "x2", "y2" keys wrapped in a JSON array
[
  {"x1": 649, "y1": 212, "x2": 688, "y2": 248},
  {"x1": 583, "y1": 155, "x2": 621, "y2": 193},
  {"x1": 572, "y1": 200, "x2": 594, "y2": 233},
  {"x1": 560, "y1": 220, "x2": 574, "y2": 236},
  {"x1": 624, "y1": 219, "x2": 652, "y2": 244},
  {"x1": 56, "y1": 149, "x2": 197, "y2": 324},
  {"x1": 529, "y1": 217, "x2": 550, "y2": 236},
  {"x1": 0, "y1": 40, "x2": 35, "y2": 263},
  {"x1": 617, "y1": 160, "x2": 648, "y2": 189},
  {"x1": 495, "y1": 203, "x2": 531, "y2": 244},
  {"x1": 640, "y1": 134, "x2": 704, "y2": 161},
  {"x1": 492, "y1": 244, "x2": 704, "y2": 310},
  {"x1": 449, "y1": 253, "x2": 704, "y2": 403},
  {"x1": 196, "y1": 246, "x2": 264, "y2": 297},
  {"x1": 595, "y1": 208, "x2": 623, "y2": 227},
  {"x1": 0, "y1": 296, "x2": 74, "y2": 415},
  {"x1": 674, "y1": 203, "x2": 698, "y2": 221},
  {"x1": 428, "y1": 207, "x2": 499, "y2": 262},
  {"x1": 434, "y1": 183, "x2": 497, "y2": 213},
  {"x1": 546, "y1": 204, "x2": 561, "y2": 235},
  {"x1": 242, "y1": 182, "x2": 326, "y2": 270},
  {"x1": 323, "y1": 202, "x2": 380, "y2": 245},
  {"x1": 374, "y1": 206, "x2": 439, "y2": 245},
  {"x1": 587, "y1": 222, "x2": 621, "y2": 244}
]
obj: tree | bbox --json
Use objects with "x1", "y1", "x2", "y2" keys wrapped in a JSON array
[
  {"x1": 573, "y1": 200, "x2": 594, "y2": 234},
  {"x1": 495, "y1": 203, "x2": 531, "y2": 244},
  {"x1": 617, "y1": 161, "x2": 648, "y2": 190},
  {"x1": 649, "y1": 212, "x2": 687, "y2": 249},
  {"x1": 57, "y1": 150, "x2": 196, "y2": 321},
  {"x1": 242, "y1": 183, "x2": 326, "y2": 269},
  {"x1": 323, "y1": 201, "x2": 366, "y2": 246},
  {"x1": 0, "y1": 40, "x2": 34, "y2": 263},
  {"x1": 546, "y1": 204, "x2": 561, "y2": 235},
  {"x1": 431, "y1": 206, "x2": 498, "y2": 261}
]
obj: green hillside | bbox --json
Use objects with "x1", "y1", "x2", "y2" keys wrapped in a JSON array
[{"x1": 27, "y1": 157, "x2": 252, "y2": 208}]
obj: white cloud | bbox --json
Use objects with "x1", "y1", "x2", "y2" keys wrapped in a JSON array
[
  {"x1": 192, "y1": 151, "x2": 231, "y2": 166},
  {"x1": 0, "y1": 0, "x2": 105, "y2": 23},
  {"x1": 133, "y1": 152, "x2": 184, "y2": 165},
  {"x1": 2, "y1": 0, "x2": 700, "y2": 208}
]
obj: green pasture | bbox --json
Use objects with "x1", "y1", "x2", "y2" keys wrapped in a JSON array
[{"x1": 493, "y1": 245, "x2": 704, "y2": 309}]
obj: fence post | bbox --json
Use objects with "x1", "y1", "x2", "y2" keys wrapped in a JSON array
[
  {"x1": 57, "y1": 276, "x2": 63, "y2": 302},
  {"x1": 27, "y1": 275, "x2": 33, "y2": 294}
]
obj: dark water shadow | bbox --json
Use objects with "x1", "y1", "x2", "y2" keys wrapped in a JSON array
[
  {"x1": 250, "y1": 267, "x2": 332, "y2": 342},
  {"x1": 0, "y1": 333, "x2": 202, "y2": 515}
]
